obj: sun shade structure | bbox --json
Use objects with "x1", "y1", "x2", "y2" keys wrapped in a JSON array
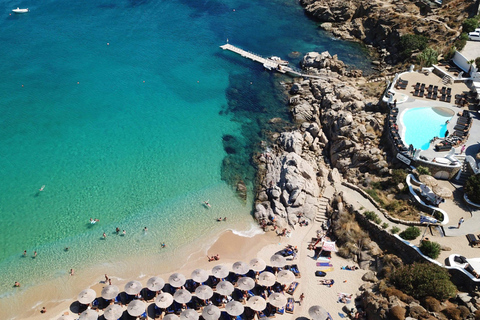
[
  {"x1": 127, "y1": 300, "x2": 146, "y2": 317},
  {"x1": 57, "y1": 315, "x2": 75, "y2": 320},
  {"x1": 77, "y1": 289, "x2": 96, "y2": 304},
  {"x1": 103, "y1": 304, "x2": 123, "y2": 320},
  {"x1": 249, "y1": 258, "x2": 266, "y2": 272},
  {"x1": 257, "y1": 271, "x2": 276, "y2": 287},
  {"x1": 247, "y1": 296, "x2": 267, "y2": 311},
  {"x1": 232, "y1": 261, "x2": 249, "y2": 275},
  {"x1": 270, "y1": 254, "x2": 287, "y2": 267},
  {"x1": 276, "y1": 270, "x2": 295, "y2": 285},
  {"x1": 225, "y1": 301, "x2": 244, "y2": 316},
  {"x1": 155, "y1": 292, "x2": 174, "y2": 308},
  {"x1": 174, "y1": 289, "x2": 192, "y2": 304},
  {"x1": 180, "y1": 309, "x2": 200, "y2": 320},
  {"x1": 101, "y1": 285, "x2": 120, "y2": 300},
  {"x1": 124, "y1": 280, "x2": 142, "y2": 295},
  {"x1": 202, "y1": 305, "x2": 221, "y2": 320},
  {"x1": 147, "y1": 276, "x2": 165, "y2": 292},
  {"x1": 79, "y1": 309, "x2": 98, "y2": 320},
  {"x1": 212, "y1": 265, "x2": 229, "y2": 279},
  {"x1": 195, "y1": 285, "x2": 214, "y2": 300},
  {"x1": 164, "y1": 314, "x2": 180, "y2": 320},
  {"x1": 169, "y1": 273, "x2": 187, "y2": 288},
  {"x1": 267, "y1": 293, "x2": 287, "y2": 308},
  {"x1": 216, "y1": 280, "x2": 234, "y2": 296},
  {"x1": 236, "y1": 277, "x2": 255, "y2": 291},
  {"x1": 308, "y1": 305, "x2": 329, "y2": 320},
  {"x1": 191, "y1": 269, "x2": 209, "y2": 283}
]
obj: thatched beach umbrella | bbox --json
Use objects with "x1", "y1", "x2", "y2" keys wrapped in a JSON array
[
  {"x1": 236, "y1": 277, "x2": 255, "y2": 291},
  {"x1": 202, "y1": 305, "x2": 221, "y2": 320},
  {"x1": 174, "y1": 288, "x2": 192, "y2": 304},
  {"x1": 101, "y1": 285, "x2": 120, "y2": 300},
  {"x1": 276, "y1": 270, "x2": 295, "y2": 285},
  {"x1": 308, "y1": 305, "x2": 329, "y2": 320},
  {"x1": 247, "y1": 296, "x2": 266, "y2": 311},
  {"x1": 147, "y1": 276, "x2": 165, "y2": 292},
  {"x1": 212, "y1": 265, "x2": 229, "y2": 279},
  {"x1": 195, "y1": 285, "x2": 213, "y2": 300},
  {"x1": 164, "y1": 314, "x2": 180, "y2": 320},
  {"x1": 225, "y1": 301, "x2": 244, "y2": 316},
  {"x1": 57, "y1": 314, "x2": 75, "y2": 320},
  {"x1": 232, "y1": 261, "x2": 249, "y2": 275},
  {"x1": 216, "y1": 280, "x2": 234, "y2": 296},
  {"x1": 249, "y1": 258, "x2": 266, "y2": 272},
  {"x1": 257, "y1": 272, "x2": 276, "y2": 287},
  {"x1": 169, "y1": 273, "x2": 187, "y2": 288},
  {"x1": 127, "y1": 299, "x2": 146, "y2": 317},
  {"x1": 155, "y1": 292, "x2": 174, "y2": 308},
  {"x1": 79, "y1": 309, "x2": 98, "y2": 320},
  {"x1": 191, "y1": 269, "x2": 209, "y2": 283},
  {"x1": 103, "y1": 304, "x2": 123, "y2": 320},
  {"x1": 268, "y1": 293, "x2": 287, "y2": 308},
  {"x1": 77, "y1": 289, "x2": 96, "y2": 304},
  {"x1": 180, "y1": 308, "x2": 199, "y2": 320},
  {"x1": 124, "y1": 280, "x2": 142, "y2": 295},
  {"x1": 419, "y1": 175, "x2": 438, "y2": 187},
  {"x1": 270, "y1": 254, "x2": 286, "y2": 268}
]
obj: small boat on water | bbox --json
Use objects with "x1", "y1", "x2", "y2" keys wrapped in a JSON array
[
  {"x1": 12, "y1": 7, "x2": 29, "y2": 13},
  {"x1": 268, "y1": 56, "x2": 289, "y2": 65}
]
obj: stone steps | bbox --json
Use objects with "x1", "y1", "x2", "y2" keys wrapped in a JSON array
[{"x1": 314, "y1": 196, "x2": 330, "y2": 223}]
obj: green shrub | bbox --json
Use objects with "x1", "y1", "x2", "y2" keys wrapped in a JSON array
[
  {"x1": 382, "y1": 222, "x2": 389, "y2": 229},
  {"x1": 370, "y1": 181, "x2": 383, "y2": 190},
  {"x1": 391, "y1": 169, "x2": 407, "y2": 186},
  {"x1": 465, "y1": 174, "x2": 480, "y2": 204},
  {"x1": 389, "y1": 262, "x2": 456, "y2": 300},
  {"x1": 416, "y1": 166, "x2": 430, "y2": 175},
  {"x1": 462, "y1": 16, "x2": 480, "y2": 33},
  {"x1": 399, "y1": 34, "x2": 428, "y2": 60},
  {"x1": 385, "y1": 201, "x2": 401, "y2": 212},
  {"x1": 432, "y1": 210, "x2": 444, "y2": 222},
  {"x1": 454, "y1": 33, "x2": 468, "y2": 51},
  {"x1": 443, "y1": 46, "x2": 456, "y2": 61},
  {"x1": 476, "y1": 57, "x2": 480, "y2": 70},
  {"x1": 364, "y1": 210, "x2": 382, "y2": 224},
  {"x1": 420, "y1": 240, "x2": 441, "y2": 259},
  {"x1": 417, "y1": 47, "x2": 438, "y2": 67},
  {"x1": 399, "y1": 226, "x2": 421, "y2": 240},
  {"x1": 391, "y1": 226, "x2": 401, "y2": 234},
  {"x1": 365, "y1": 189, "x2": 384, "y2": 205}
]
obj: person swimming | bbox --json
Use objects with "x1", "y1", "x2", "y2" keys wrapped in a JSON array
[
  {"x1": 39, "y1": 185, "x2": 45, "y2": 191},
  {"x1": 204, "y1": 200, "x2": 211, "y2": 208}
]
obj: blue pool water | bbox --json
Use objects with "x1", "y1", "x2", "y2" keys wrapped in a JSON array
[{"x1": 402, "y1": 107, "x2": 453, "y2": 150}]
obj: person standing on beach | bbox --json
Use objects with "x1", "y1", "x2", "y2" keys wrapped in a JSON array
[
  {"x1": 458, "y1": 217, "x2": 465, "y2": 229},
  {"x1": 461, "y1": 145, "x2": 466, "y2": 154},
  {"x1": 105, "y1": 274, "x2": 109, "y2": 283},
  {"x1": 70, "y1": 269, "x2": 74, "y2": 276},
  {"x1": 299, "y1": 293, "x2": 304, "y2": 306}
]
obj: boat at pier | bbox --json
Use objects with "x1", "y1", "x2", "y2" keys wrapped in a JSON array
[{"x1": 12, "y1": 8, "x2": 29, "y2": 13}]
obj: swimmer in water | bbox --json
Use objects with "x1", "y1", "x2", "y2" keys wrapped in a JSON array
[
  {"x1": 39, "y1": 185, "x2": 45, "y2": 191},
  {"x1": 90, "y1": 218, "x2": 96, "y2": 224},
  {"x1": 204, "y1": 200, "x2": 211, "y2": 208}
]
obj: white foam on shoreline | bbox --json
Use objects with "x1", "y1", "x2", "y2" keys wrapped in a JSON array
[{"x1": 229, "y1": 223, "x2": 264, "y2": 238}]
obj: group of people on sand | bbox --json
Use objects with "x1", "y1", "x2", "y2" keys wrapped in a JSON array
[
  {"x1": 216, "y1": 217, "x2": 227, "y2": 222},
  {"x1": 207, "y1": 254, "x2": 220, "y2": 262},
  {"x1": 341, "y1": 265, "x2": 359, "y2": 271}
]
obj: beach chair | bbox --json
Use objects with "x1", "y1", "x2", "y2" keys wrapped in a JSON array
[
  {"x1": 413, "y1": 89, "x2": 419, "y2": 97},
  {"x1": 420, "y1": 83, "x2": 425, "y2": 91},
  {"x1": 276, "y1": 306, "x2": 285, "y2": 315},
  {"x1": 289, "y1": 264, "x2": 301, "y2": 278},
  {"x1": 285, "y1": 298, "x2": 294, "y2": 314},
  {"x1": 419, "y1": 90, "x2": 424, "y2": 98},
  {"x1": 140, "y1": 311, "x2": 148, "y2": 319},
  {"x1": 91, "y1": 298, "x2": 99, "y2": 310},
  {"x1": 467, "y1": 234, "x2": 480, "y2": 247},
  {"x1": 414, "y1": 82, "x2": 420, "y2": 90},
  {"x1": 446, "y1": 95, "x2": 451, "y2": 103},
  {"x1": 286, "y1": 282, "x2": 298, "y2": 295}
]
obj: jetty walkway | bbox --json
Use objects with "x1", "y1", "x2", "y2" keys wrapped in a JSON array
[{"x1": 220, "y1": 43, "x2": 327, "y2": 80}]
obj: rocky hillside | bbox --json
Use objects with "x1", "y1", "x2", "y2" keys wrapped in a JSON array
[{"x1": 299, "y1": 0, "x2": 476, "y2": 64}]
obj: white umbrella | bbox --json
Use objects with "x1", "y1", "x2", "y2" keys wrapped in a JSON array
[
  {"x1": 236, "y1": 277, "x2": 255, "y2": 291},
  {"x1": 268, "y1": 293, "x2": 287, "y2": 308},
  {"x1": 78, "y1": 289, "x2": 96, "y2": 304},
  {"x1": 79, "y1": 309, "x2": 98, "y2": 320},
  {"x1": 155, "y1": 292, "x2": 174, "y2": 308},
  {"x1": 57, "y1": 315, "x2": 75, "y2": 320},
  {"x1": 308, "y1": 305, "x2": 329, "y2": 320},
  {"x1": 232, "y1": 261, "x2": 249, "y2": 275},
  {"x1": 124, "y1": 280, "x2": 142, "y2": 295},
  {"x1": 195, "y1": 285, "x2": 213, "y2": 300},
  {"x1": 164, "y1": 314, "x2": 180, "y2": 320},
  {"x1": 103, "y1": 304, "x2": 123, "y2": 320},
  {"x1": 174, "y1": 289, "x2": 192, "y2": 304},
  {"x1": 247, "y1": 296, "x2": 266, "y2": 311},
  {"x1": 180, "y1": 309, "x2": 199, "y2": 320},
  {"x1": 147, "y1": 276, "x2": 165, "y2": 291},
  {"x1": 270, "y1": 254, "x2": 286, "y2": 268},
  {"x1": 249, "y1": 258, "x2": 266, "y2": 272},
  {"x1": 225, "y1": 301, "x2": 244, "y2": 316},
  {"x1": 257, "y1": 272, "x2": 276, "y2": 287},
  {"x1": 202, "y1": 305, "x2": 221, "y2": 320},
  {"x1": 169, "y1": 273, "x2": 187, "y2": 288},
  {"x1": 216, "y1": 280, "x2": 234, "y2": 296},
  {"x1": 276, "y1": 270, "x2": 295, "y2": 285},
  {"x1": 101, "y1": 285, "x2": 120, "y2": 300},
  {"x1": 191, "y1": 269, "x2": 209, "y2": 283},
  {"x1": 212, "y1": 265, "x2": 229, "y2": 279},
  {"x1": 127, "y1": 300, "x2": 146, "y2": 317}
]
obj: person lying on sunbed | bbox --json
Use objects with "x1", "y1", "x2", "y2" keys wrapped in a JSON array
[{"x1": 318, "y1": 279, "x2": 334, "y2": 287}]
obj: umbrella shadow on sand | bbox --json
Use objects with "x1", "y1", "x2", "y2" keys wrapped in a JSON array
[{"x1": 69, "y1": 301, "x2": 88, "y2": 314}]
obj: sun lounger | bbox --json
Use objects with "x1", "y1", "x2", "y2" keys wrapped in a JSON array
[
  {"x1": 289, "y1": 264, "x2": 301, "y2": 278},
  {"x1": 285, "y1": 298, "x2": 294, "y2": 314},
  {"x1": 276, "y1": 306, "x2": 285, "y2": 315},
  {"x1": 427, "y1": 85, "x2": 433, "y2": 92},
  {"x1": 420, "y1": 83, "x2": 425, "y2": 90},
  {"x1": 286, "y1": 281, "x2": 298, "y2": 295},
  {"x1": 446, "y1": 95, "x2": 451, "y2": 103},
  {"x1": 258, "y1": 311, "x2": 267, "y2": 319},
  {"x1": 467, "y1": 234, "x2": 480, "y2": 247}
]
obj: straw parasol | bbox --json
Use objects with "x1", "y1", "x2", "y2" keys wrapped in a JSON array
[
  {"x1": 249, "y1": 258, "x2": 266, "y2": 272},
  {"x1": 174, "y1": 289, "x2": 192, "y2": 304},
  {"x1": 191, "y1": 269, "x2": 209, "y2": 283},
  {"x1": 247, "y1": 296, "x2": 266, "y2": 311},
  {"x1": 147, "y1": 276, "x2": 165, "y2": 292},
  {"x1": 257, "y1": 272, "x2": 276, "y2": 287},
  {"x1": 216, "y1": 280, "x2": 234, "y2": 296},
  {"x1": 232, "y1": 261, "x2": 249, "y2": 275},
  {"x1": 236, "y1": 277, "x2": 255, "y2": 291},
  {"x1": 79, "y1": 309, "x2": 98, "y2": 320},
  {"x1": 180, "y1": 308, "x2": 200, "y2": 320},
  {"x1": 195, "y1": 285, "x2": 213, "y2": 300},
  {"x1": 101, "y1": 285, "x2": 119, "y2": 300},
  {"x1": 225, "y1": 301, "x2": 244, "y2": 316},
  {"x1": 202, "y1": 305, "x2": 221, "y2": 320},
  {"x1": 267, "y1": 293, "x2": 287, "y2": 308},
  {"x1": 270, "y1": 254, "x2": 286, "y2": 268},
  {"x1": 57, "y1": 314, "x2": 75, "y2": 320},
  {"x1": 124, "y1": 280, "x2": 142, "y2": 295},
  {"x1": 155, "y1": 292, "x2": 174, "y2": 308},
  {"x1": 103, "y1": 304, "x2": 123, "y2": 320},
  {"x1": 308, "y1": 305, "x2": 329, "y2": 320},
  {"x1": 164, "y1": 314, "x2": 180, "y2": 320},
  {"x1": 127, "y1": 300, "x2": 146, "y2": 317},
  {"x1": 77, "y1": 289, "x2": 96, "y2": 304},
  {"x1": 169, "y1": 273, "x2": 187, "y2": 288},
  {"x1": 212, "y1": 265, "x2": 229, "y2": 279},
  {"x1": 276, "y1": 270, "x2": 295, "y2": 285}
]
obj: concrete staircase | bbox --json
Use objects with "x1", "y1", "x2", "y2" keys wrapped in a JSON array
[
  {"x1": 315, "y1": 196, "x2": 330, "y2": 224},
  {"x1": 455, "y1": 158, "x2": 473, "y2": 186}
]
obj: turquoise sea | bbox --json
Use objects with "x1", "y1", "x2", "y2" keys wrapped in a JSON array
[{"x1": 0, "y1": 0, "x2": 371, "y2": 308}]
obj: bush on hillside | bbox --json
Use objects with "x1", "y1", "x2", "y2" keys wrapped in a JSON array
[
  {"x1": 419, "y1": 240, "x2": 441, "y2": 259},
  {"x1": 417, "y1": 47, "x2": 438, "y2": 67},
  {"x1": 476, "y1": 57, "x2": 480, "y2": 70},
  {"x1": 454, "y1": 33, "x2": 468, "y2": 51},
  {"x1": 399, "y1": 34, "x2": 428, "y2": 60},
  {"x1": 389, "y1": 262, "x2": 456, "y2": 300},
  {"x1": 416, "y1": 166, "x2": 430, "y2": 175},
  {"x1": 390, "y1": 169, "x2": 408, "y2": 186},
  {"x1": 465, "y1": 174, "x2": 480, "y2": 204},
  {"x1": 399, "y1": 226, "x2": 421, "y2": 240},
  {"x1": 462, "y1": 16, "x2": 480, "y2": 33},
  {"x1": 391, "y1": 226, "x2": 401, "y2": 234}
]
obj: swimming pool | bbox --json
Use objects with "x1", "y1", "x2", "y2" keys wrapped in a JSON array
[{"x1": 402, "y1": 107, "x2": 454, "y2": 150}]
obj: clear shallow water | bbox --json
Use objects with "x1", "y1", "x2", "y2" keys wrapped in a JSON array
[
  {"x1": 0, "y1": 0, "x2": 371, "y2": 302},
  {"x1": 402, "y1": 107, "x2": 452, "y2": 150}
]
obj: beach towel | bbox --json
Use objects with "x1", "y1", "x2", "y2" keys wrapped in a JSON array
[
  {"x1": 317, "y1": 267, "x2": 334, "y2": 272},
  {"x1": 316, "y1": 262, "x2": 333, "y2": 267}
]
